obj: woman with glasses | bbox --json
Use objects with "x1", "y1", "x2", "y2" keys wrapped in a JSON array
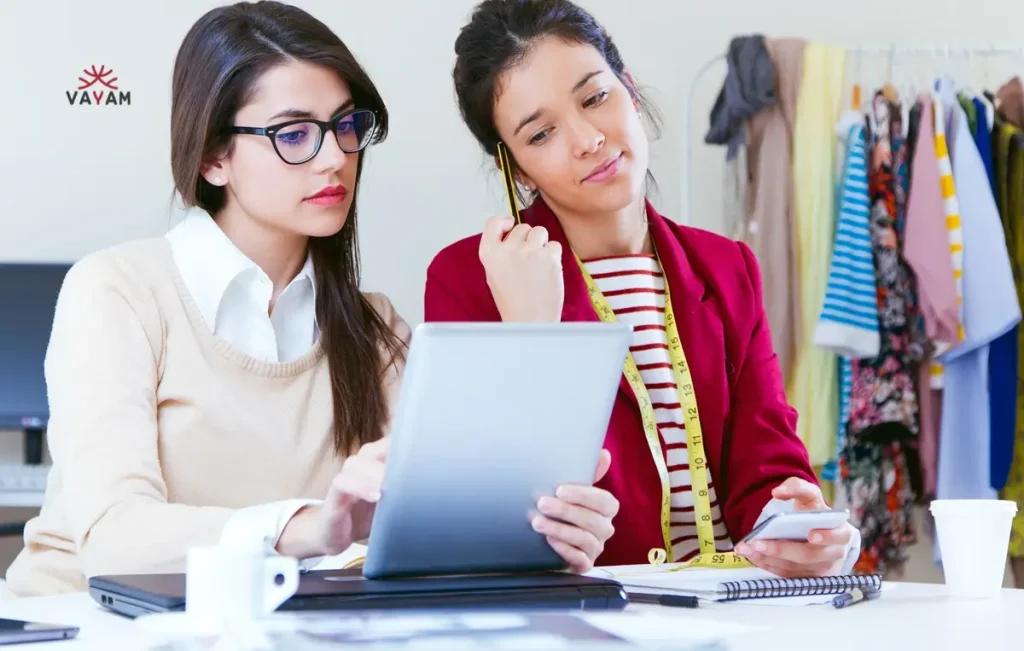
[{"x1": 5, "y1": 0, "x2": 617, "y2": 597}]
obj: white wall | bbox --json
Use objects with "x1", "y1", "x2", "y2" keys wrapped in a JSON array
[{"x1": 3, "y1": 0, "x2": 1024, "y2": 326}]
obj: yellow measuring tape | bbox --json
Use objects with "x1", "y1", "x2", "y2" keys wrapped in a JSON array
[{"x1": 576, "y1": 255, "x2": 750, "y2": 571}]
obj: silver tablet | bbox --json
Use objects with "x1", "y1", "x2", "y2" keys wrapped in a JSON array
[{"x1": 362, "y1": 322, "x2": 632, "y2": 579}]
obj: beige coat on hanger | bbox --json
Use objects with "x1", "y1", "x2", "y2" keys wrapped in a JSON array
[{"x1": 743, "y1": 38, "x2": 807, "y2": 386}]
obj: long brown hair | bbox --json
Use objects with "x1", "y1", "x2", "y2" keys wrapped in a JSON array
[{"x1": 169, "y1": 1, "x2": 405, "y2": 456}]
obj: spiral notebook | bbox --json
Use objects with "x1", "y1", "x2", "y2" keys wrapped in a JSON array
[{"x1": 594, "y1": 565, "x2": 884, "y2": 605}]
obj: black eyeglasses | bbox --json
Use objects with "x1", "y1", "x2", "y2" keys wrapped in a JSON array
[{"x1": 229, "y1": 109, "x2": 378, "y2": 165}]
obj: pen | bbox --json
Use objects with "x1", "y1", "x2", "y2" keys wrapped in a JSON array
[
  {"x1": 627, "y1": 592, "x2": 700, "y2": 609},
  {"x1": 496, "y1": 141, "x2": 522, "y2": 224},
  {"x1": 831, "y1": 587, "x2": 881, "y2": 609}
]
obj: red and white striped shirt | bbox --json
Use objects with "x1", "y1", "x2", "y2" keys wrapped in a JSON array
[{"x1": 582, "y1": 254, "x2": 733, "y2": 562}]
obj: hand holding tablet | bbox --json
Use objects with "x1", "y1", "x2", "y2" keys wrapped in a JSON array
[{"x1": 532, "y1": 449, "x2": 620, "y2": 574}]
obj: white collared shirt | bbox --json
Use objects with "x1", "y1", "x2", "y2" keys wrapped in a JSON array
[
  {"x1": 166, "y1": 210, "x2": 327, "y2": 566},
  {"x1": 166, "y1": 211, "x2": 319, "y2": 363}
]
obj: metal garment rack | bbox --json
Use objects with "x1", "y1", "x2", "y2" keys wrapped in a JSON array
[{"x1": 679, "y1": 42, "x2": 1024, "y2": 225}]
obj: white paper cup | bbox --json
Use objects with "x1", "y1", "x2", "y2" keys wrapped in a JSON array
[{"x1": 930, "y1": 499, "x2": 1017, "y2": 599}]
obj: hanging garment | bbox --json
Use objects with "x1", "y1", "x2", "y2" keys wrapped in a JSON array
[
  {"x1": 900, "y1": 99, "x2": 929, "y2": 502},
  {"x1": 705, "y1": 34, "x2": 777, "y2": 159},
  {"x1": 1005, "y1": 132, "x2": 1024, "y2": 559},
  {"x1": 743, "y1": 38, "x2": 807, "y2": 387},
  {"x1": 934, "y1": 78, "x2": 1021, "y2": 568},
  {"x1": 994, "y1": 99, "x2": 1024, "y2": 559},
  {"x1": 813, "y1": 123, "x2": 879, "y2": 358},
  {"x1": 928, "y1": 94, "x2": 968, "y2": 391},
  {"x1": 959, "y1": 94, "x2": 978, "y2": 134},
  {"x1": 996, "y1": 77, "x2": 1024, "y2": 129},
  {"x1": 722, "y1": 145, "x2": 749, "y2": 242},
  {"x1": 789, "y1": 42, "x2": 846, "y2": 467},
  {"x1": 903, "y1": 94, "x2": 958, "y2": 498},
  {"x1": 974, "y1": 98, "x2": 997, "y2": 192},
  {"x1": 892, "y1": 102, "x2": 926, "y2": 500},
  {"x1": 840, "y1": 92, "x2": 919, "y2": 576},
  {"x1": 981, "y1": 108, "x2": 1018, "y2": 495},
  {"x1": 819, "y1": 123, "x2": 875, "y2": 484},
  {"x1": 905, "y1": 102, "x2": 922, "y2": 190}
]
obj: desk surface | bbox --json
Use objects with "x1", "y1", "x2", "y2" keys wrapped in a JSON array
[{"x1": 0, "y1": 582, "x2": 1020, "y2": 650}]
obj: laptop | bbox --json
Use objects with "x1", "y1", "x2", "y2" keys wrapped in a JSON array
[{"x1": 89, "y1": 569, "x2": 628, "y2": 618}]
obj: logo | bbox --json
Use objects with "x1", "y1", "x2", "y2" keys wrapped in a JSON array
[{"x1": 66, "y1": 65, "x2": 131, "y2": 106}]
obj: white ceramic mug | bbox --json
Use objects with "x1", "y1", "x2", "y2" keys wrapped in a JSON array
[{"x1": 185, "y1": 544, "x2": 300, "y2": 627}]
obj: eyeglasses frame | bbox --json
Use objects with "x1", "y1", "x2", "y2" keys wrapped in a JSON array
[{"x1": 228, "y1": 108, "x2": 378, "y2": 166}]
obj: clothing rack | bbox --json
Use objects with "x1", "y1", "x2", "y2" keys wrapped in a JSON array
[{"x1": 680, "y1": 42, "x2": 1024, "y2": 224}]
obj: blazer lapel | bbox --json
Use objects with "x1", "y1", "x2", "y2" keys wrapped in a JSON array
[
  {"x1": 520, "y1": 199, "x2": 600, "y2": 324},
  {"x1": 525, "y1": 199, "x2": 723, "y2": 420},
  {"x1": 646, "y1": 204, "x2": 728, "y2": 441}
]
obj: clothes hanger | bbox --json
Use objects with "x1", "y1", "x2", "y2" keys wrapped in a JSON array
[
  {"x1": 883, "y1": 43, "x2": 899, "y2": 103},
  {"x1": 851, "y1": 46, "x2": 862, "y2": 111},
  {"x1": 897, "y1": 50, "x2": 911, "y2": 135},
  {"x1": 836, "y1": 44, "x2": 866, "y2": 137},
  {"x1": 976, "y1": 47, "x2": 996, "y2": 129}
]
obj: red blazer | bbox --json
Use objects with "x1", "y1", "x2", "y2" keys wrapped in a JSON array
[{"x1": 423, "y1": 198, "x2": 816, "y2": 566}]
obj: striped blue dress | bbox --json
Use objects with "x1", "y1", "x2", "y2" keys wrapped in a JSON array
[{"x1": 817, "y1": 123, "x2": 879, "y2": 481}]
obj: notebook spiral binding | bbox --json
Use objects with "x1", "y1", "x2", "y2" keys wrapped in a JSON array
[{"x1": 720, "y1": 574, "x2": 883, "y2": 601}]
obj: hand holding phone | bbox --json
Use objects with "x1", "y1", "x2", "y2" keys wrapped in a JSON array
[
  {"x1": 735, "y1": 478, "x2": 855, "y2": 578},
  {"x1": 741, "y1": 509, "x2": 851, "y2": 543}
]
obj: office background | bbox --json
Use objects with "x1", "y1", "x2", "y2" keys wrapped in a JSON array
[{"x1": 2, "y1": 0, "x2": 1022, "y2": 582}]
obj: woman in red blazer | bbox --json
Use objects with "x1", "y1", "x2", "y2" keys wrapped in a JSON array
[{"x1": 425, "y1": 0, "x2": 860, "y2": 577}]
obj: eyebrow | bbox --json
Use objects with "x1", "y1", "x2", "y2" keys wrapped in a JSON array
[
  {"x1": 268, "y1": 98, "x2": 355, "y2": 123},
  {"x1": 512, "y1": 70, "x2": 604, "y2": 136}
]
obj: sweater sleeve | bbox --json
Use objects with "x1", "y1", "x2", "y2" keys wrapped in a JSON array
[
  {"x1": 722, "y1": 242, "x2": 819, "y2": 540},
  {"x1": 44, "y1": 254, "x2": 235, "y2": 578},
  {"x1": 224, "y1": 291, "x2": 412, "y2": 572}
]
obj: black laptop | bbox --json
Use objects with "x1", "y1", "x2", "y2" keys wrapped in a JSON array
[{"x1": 88, "y1": 568, "x2": 628, "y2": 618}]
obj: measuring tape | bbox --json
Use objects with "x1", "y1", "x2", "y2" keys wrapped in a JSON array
[{"x1": 576, "y1": 255, "x2": 750, "y2": 571}]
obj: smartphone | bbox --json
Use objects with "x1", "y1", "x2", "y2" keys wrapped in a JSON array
[
  {"x1": 740, "y1": 509, "x2": 850, "y2": 543},
  {"x1": 0, "y1": 618, "x2": 78, "y2": 645}
]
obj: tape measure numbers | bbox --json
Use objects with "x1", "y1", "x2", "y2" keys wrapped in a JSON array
[{"x1": 576, "y1": 254, "x2": 750, "y2": 571}]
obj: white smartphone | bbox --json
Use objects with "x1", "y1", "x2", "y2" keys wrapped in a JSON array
[{"x1": 741, "y1": 509, "x2": 851, "y2": 543}]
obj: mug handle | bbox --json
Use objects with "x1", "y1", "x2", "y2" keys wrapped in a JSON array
[{"x1": 262, "y1": 556, "x2": 300, "y2": 614}]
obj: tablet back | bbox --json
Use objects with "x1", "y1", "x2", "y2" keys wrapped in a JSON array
[{"x1": 363, "y1": 322, "x2": 632, "y2": 579}]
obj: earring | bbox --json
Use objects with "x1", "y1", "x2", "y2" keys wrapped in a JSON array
[{"x1": 212, "y1": 177, "x2": 222, "y2": 185}]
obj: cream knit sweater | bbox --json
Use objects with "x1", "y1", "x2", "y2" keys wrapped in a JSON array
[{"x1": 5, "y1": 237, "x2": 409, "y2": 596}]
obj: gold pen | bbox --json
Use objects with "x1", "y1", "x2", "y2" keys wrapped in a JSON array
[{"x1": 496, "y1": 141, "x2": 521, "y2": 224}]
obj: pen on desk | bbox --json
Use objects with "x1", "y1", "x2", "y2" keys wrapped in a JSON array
[
  {"x1": 627, "y1": 592, "x2": 700, "y2": 609},
  {"x1": 831, "y1": 587, "x2": 881, "y2": 609}
]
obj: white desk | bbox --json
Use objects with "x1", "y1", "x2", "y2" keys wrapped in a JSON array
[{"x1": 0, "y1": 582, "x2": 1020, "y2": 650}]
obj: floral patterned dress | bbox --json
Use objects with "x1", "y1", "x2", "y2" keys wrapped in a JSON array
[{"x1": 839, "y1": 92, "x2": 920, "y2": 575}]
